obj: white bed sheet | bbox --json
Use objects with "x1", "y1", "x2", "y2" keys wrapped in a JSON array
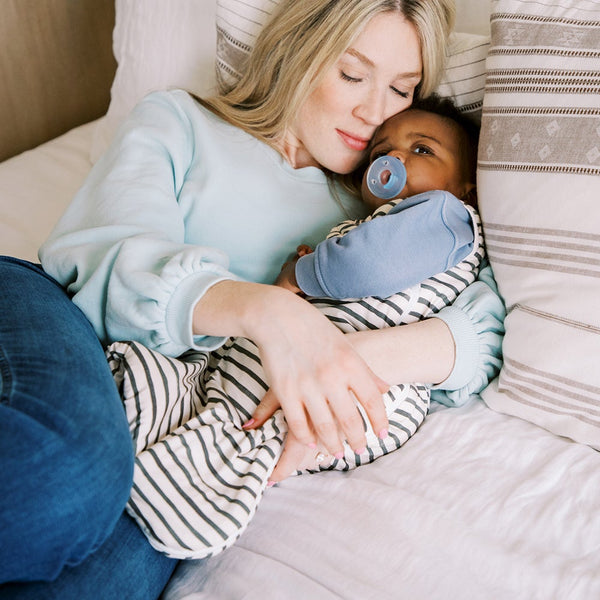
[
  {"x1": 0, "y1": 120, "x2": 97, "y2": 263},
  {"x1": 1, "y1": 120, "x2": 599, "y2": 600},
  {"x1": 163, "y1": 400, "x2": 600, "y2": 600}
]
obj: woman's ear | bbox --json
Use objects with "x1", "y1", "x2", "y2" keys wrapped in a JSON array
[{"x1": 461, "y1": 183, "x2": 477, "y2": 208}]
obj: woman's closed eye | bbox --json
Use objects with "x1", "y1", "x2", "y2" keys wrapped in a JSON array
[
  {"x1": 340, "y1": 70, "x2": 363, "y2": 83},
  {"x1": 391, "y1": 86, "x2": 410, "y2": 99},
  {"x1": 340, "y1": 71, "x2": 411, "y2": 99}
]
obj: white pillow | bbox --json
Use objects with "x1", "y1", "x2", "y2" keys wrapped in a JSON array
[
  {"x1": 477, "y1": 0, "x2": 600, "y2": 448},
  {"x1": 90, "y1": 0, "x2": 218, "y2": 162},
  {"x1": 436, "y1": 32, "x2": 489, "y2": 122},
  {"x1": 92, "y1": 0, "x2": 489, "y2": 162}
]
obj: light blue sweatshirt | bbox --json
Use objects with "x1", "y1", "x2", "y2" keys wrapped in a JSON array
[
  {"x1": 40, "y1": 89, "x2": 505, "y2": 403},
  {"x1": 40, "y1": 90, "x2": 365, "y2": 357}
]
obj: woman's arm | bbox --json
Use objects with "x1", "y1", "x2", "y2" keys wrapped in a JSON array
[
  {"x1": 262, "y1": 263, "x2": 505, "y2": 481},
  {"x1": 194, "y1": 279, "x2": 390, "y2": 457},
  {"x1": 40, "y1": 90, "x2": 236, "y2": 357},
  {"x1": 346, "y1": 317, "x2": 456, "y2": 384}
]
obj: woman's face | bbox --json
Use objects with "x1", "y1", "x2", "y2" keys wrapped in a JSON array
[{"x1": 284, "y1": 12, "x2": 422, "y2": 173}]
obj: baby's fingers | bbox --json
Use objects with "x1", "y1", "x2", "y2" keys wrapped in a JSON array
[{"x1": 268, "y1": 432, "x2": 309, "y2": 484}]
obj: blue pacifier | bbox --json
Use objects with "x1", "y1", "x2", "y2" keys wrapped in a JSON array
[{"x1": 366, "y1": 155, "x2": 407, "y2": 200}]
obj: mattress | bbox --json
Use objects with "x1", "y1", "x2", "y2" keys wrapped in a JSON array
[{"x1": 2, "y1": 121, "x2": 599, "y2": 600}]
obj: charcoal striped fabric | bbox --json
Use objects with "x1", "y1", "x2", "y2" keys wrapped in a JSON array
[
  {"x1": 477, "y1": 0, "x2": 600, "y2": 448},
  {"x1": 106, "y1": 201, "x2": 483, "y2": 559}
]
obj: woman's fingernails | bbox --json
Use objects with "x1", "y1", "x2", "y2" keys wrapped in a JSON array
[
  {"x1": 267, "y1": 481, "x2": 276, "y2": 488},
  {"x1": 378, "y1": 428, "x2": 389, "y2": 440},
  {"x1": 334, "y1": 451, "x2": 344, "y2": 460},
  {"x1": 308, "y1": 442, "x2": 317, "y2": 449},
  {"x1": 354, "y1": 447, "x2": 366, "y2": 455},
  {"x1": 242, "y1": 418, "x2": 255, "y2": 429}
]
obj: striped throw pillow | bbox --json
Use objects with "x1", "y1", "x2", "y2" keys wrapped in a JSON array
[{"x1": 477, "y1": 0, "x2": 600, "y2": 448}]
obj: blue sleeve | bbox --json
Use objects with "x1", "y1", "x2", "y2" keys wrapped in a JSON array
[
  {"x1": 430, "y1": 260, "x2": 506, "y2": 406},
  {"x1": 294, "y1": 190, "x2": 474, "y2": 299}
]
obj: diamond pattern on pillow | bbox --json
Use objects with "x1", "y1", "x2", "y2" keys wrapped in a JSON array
[{"x1": 477, "y1": 0, "x2": 600, "y2": 448}]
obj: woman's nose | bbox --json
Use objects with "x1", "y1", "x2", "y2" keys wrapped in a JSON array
[{"x1": 353, "y1": 90, "x2": 387, "y2": 126}]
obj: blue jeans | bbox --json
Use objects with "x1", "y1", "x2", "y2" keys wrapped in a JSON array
[{"x1": 0, "y1": 257, "x2": 177, "y2": 598}]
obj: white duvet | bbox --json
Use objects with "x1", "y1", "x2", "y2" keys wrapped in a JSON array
[
  {"x1": 2, "y1": 124, "x2": 599, "y2": 600},
  {"x1": 163, "y1": 399, "x2": 600, "y2": 600}
]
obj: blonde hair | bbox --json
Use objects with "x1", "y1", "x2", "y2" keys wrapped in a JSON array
[{"x1": 200, "y1": 0, "x2": 455, "y2": 148}]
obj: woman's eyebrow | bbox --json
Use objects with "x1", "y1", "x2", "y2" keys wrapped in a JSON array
[{"x1": 345, "y1": 48, "x2": 422, "y2": 80}]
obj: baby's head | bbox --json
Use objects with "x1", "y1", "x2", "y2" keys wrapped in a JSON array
[{"x1": 361, "y1": 95, "x2": 479, "y2": 210}]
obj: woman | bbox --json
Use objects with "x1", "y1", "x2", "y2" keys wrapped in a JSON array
[{"x1": 0, "y1": 1, "x2": 503, "y2": 598}]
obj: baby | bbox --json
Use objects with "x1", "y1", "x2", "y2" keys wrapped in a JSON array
[
  {"x1": 107, "y1": 95, "x2": 484, "y2": 559},
  {"x1": 277, "y1": 94, "x2": 479, "y2": 298}
]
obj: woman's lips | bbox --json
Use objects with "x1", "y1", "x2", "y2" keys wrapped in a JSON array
[{"x1": 337, "y1": 129, "x2": 370, "y2": 152}]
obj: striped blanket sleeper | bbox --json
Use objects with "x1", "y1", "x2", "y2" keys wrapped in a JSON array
[{"x1": 107, "y1": 199, "x2": 484, "y2": 559}]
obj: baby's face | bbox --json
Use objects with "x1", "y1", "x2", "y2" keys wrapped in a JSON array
[{"x1": 361, "y1": 109, "x2": 471, "y2": 210}]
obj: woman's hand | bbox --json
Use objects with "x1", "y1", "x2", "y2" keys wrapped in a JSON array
[
  {"x1": 246, "y1": 391, "x2": 339, "y2": 485},
  {"x1": 194, "y1": 280, "x2": 390, "y2": 458},
  {"x1": 248, "y1": 317, "x2": 457, "y2": 482},
  {"x1": 251, "y1": 286, "x2": 390, "y2": 457}
]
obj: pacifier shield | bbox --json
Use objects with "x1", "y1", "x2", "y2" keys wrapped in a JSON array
[{"x1": 366, "y1": 156, "x2": 407, "y2": 200}]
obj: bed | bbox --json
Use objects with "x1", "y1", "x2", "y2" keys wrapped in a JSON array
[{"x1": 2, "y1": 1, "x2": 599, "y2": 599}]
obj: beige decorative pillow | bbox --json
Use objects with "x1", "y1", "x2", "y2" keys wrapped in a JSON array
[{"x1": 477, "y1": 0, "x2": 600, "y2": 448}]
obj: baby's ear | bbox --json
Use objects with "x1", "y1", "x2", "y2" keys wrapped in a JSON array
[{"x1": 461, "y1": 183, "x2": 477, "y2": 208}]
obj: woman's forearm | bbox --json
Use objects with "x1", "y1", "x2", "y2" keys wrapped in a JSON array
[
  {"x1": 194, "y1": 279, "x2": 390, "y2": 456},
  {"x1": 345, "y1": 318, "x2": 456, "y2": 386},
  {"x1": 192, "y1": 279, "x2": 282, "y2": 339}
]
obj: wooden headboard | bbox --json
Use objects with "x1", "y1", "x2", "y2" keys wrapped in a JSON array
[{"x1": 0, "y1": 0, "x2": 117, "y2": 162}]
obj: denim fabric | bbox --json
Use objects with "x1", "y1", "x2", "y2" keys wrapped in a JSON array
[
  {"x1": 0, "y1": 513, "x2": 178, "y2": 600},
  {"x1": 0, "y1": 257, "x2": 177, "y2": 596}
]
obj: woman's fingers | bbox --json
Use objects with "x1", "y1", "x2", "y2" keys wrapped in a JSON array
[
  {"x1": 349, "y1": 373, "x2": 391, "y2": 441},
  {"x1": 243, "y1": 388, "x2": 281, "y2": 429},
  {"x1": 323, "y1": 389, "x2": 368, "y2": 455},
  {"x1": 247, "y1": 368, "x2": 390, "y2": 455}
]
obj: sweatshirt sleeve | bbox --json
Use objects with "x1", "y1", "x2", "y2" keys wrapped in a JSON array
[
  {"x1": 430, "y1": 261, "x2": 506, "y2": 406},
  {"x1": 39, "y1": 91, "x2": 235, "y2": 357},
  {"x1": 294, "y1": 190, "x2": 474, "y2": 299}
]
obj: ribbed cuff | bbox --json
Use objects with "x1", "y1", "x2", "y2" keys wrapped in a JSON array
[
  {"x1": 432, "y1": 305, "x2": 480, "y2": 391},
  {"x1": 166, "y1": 271, "x2": 231, "y2": 352}
]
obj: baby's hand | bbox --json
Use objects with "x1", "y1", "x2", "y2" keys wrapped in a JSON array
[
  {"x1": 268, "y1": 429, "x2": 333, "y2": 486},
  {"x1": 275, "y1": 244, "x2": 313, "y2": 295}
]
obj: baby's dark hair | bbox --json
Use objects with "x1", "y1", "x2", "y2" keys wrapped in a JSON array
[{"x1": 411, "y1": 94, "x2": 480, "y2": 185}]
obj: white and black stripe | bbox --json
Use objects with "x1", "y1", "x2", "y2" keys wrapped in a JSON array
[{"x1": 106, "y1": 204, "x2": 484, "y2": 559}]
